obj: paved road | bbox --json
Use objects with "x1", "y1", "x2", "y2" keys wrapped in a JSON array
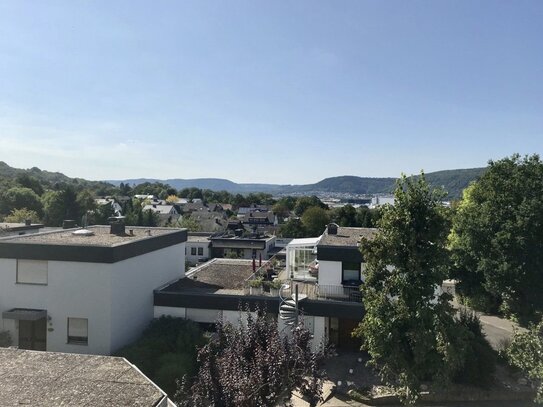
[{"x1": 320, "y1": 394, "x2": 533, "y2": 407}]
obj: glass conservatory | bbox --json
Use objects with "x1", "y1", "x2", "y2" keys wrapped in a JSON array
[{"x1": 285, "y1": 237, "x2": 320, "y2": 281}]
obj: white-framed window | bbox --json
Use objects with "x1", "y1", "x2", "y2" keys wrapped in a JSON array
[
  {"x1": 16, "y1": 259, "x2": 48, "y2": 285},
  {"x1": 198, "y1": 247, "x2": 204, "y2": 256},
  {"x1": 191, "y1": 247, "x2": 197, "y2": 255},
  {"x1": 67, "y1": 318, "x2": 88, "y2": 345}
]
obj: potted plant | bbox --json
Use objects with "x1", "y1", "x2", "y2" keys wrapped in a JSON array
[
  {"x1": 269, "y1": 279, "x2": 283, "y2": 297},
  {"x1": 249, "y1": 278, "x2": 264, "y2": 295}
]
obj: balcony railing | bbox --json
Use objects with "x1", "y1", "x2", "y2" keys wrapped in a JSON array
[{"x1": 314, "y1": 284, "x2": 362, "y2": 303}]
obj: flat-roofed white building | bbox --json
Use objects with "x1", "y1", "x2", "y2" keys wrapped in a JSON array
[{"x1": 0, "y1": 225, "x2": 187, "y2": 356}]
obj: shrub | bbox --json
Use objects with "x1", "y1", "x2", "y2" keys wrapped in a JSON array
[
  {"x1": 0, "y1": 331, "x2": 12, "y2": 347},
  {"x1": 453, "y1": 310, "x2": 496, "y2": 388},
  {"x1": 116, "y1": 316, "x2": 206, "y2": 396}
]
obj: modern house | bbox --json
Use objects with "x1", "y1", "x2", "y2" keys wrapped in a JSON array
[
  {"x1": 210, "y1": 233, "x2": 277, "y2": 260},
  {"x1": 153, "y1": 224, "x2": 373, "y2": 351},
  {"x1": 0, "y1": 348, "x2": 173, "y2": 406},
  {"x1": 316, "y1": 224, "x2": 377, "y2": 289},
  {"x1": 0, "y1": 224, "x2": 187, "y2": 355}
]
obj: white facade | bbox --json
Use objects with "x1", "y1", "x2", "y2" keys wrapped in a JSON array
[
  {"x1": 154, "y1": 305, "x2": 326, "y2": 351},
  {"x1": 0, "y1": 242, "x2": 185, "y2": 355},
  {"x1": 185, "y1": 241, "x2": 211, "y2": 265}
]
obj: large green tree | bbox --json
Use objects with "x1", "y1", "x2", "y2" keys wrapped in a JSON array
[
  {"x1": 301, "y1": 206, "x2": 330, "y2": 237},
  {"x1": 0, "y1": 187, "x2": 44, "y2": 217},
  {"x1": 449, "y1": 154, "x2": 543, "y2": 323},
  {"x1": 42, "y1": 186, "x2": 81, "y2": 226},
  {"x1": 294, "y1": 196, "x2": 327, "y2": 216},
  {"x1": 354, "y1": 174, "x2": 465, "y2": 404}
]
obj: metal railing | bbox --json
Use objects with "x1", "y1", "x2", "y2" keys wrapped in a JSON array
[{"x1": 314, "y1": 284, "x2": 362, "y2": 303}]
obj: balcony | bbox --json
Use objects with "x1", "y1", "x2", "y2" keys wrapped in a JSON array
[{"x1": 244, "y1": 256, "x2": 362, "y2": 303}]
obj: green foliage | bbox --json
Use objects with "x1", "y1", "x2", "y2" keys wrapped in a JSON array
[
  {"x1": 506, "y1": 319, "x2": 543, "y2": 403},
  {"x1": 16, "y1": 173, "x2": 44, "y2": 195},
  {"x1": 116, "y1": 317, "x2": 206, "y2": 397},
  {"x1": 271, "y1": 202, "x2": 290, "y2": 220},
  {"x1": 0, "y1": 331, "x2": 12, "y2": 347},
  {"x1": 294, "y1": 196, "x2": 327, "y2": 216},
  {"x1": 41, "y1": 186, "x2": 81, "y2": 226},
  {"x1": 90, "y1": 203, "x2": 115, "y2": 225},
  {"x1": 354, "y1": 173, "x2": 466, "y2": 404},
  {"x1": 0, "y1": 187, "x2": 44, "y2": 217},
  {"x1": 330, "y1": 205, "x2": 380, "y2": 228},
  {"x1": 301, "y1": 206, "x2": 330, "y2": 237},
  {"x1": 3, "y1": 208, "x2": 41, "y2": 223},
  {"x1": 279, "y1": 218, "x2": 307, "y2": 238},
  {"x1": 248, "y1": 278, "x2": 263, "y2": 288},
  {"x1": 175, "y1": 216, "x2": 201, "y2": 232},
  {"x1": 131, "y1": 181, "x2": 172, "y2": 199},
  {"x1": 76, "y1": 190, "x2": 96, "y2": 215},
  {"x1": 332, "y1": 204, "x2": 357, "y2": 227},
  {"x1": 453, "y1": 311, "x2": 496, "y2": 387},
  {"x1": 450, "y1": 154, "x2": 543, "y2": 323}
]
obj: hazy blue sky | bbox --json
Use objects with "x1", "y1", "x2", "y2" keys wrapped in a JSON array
[{"x1": 0, "y1": 1, "x2": 542, "y2": 184}]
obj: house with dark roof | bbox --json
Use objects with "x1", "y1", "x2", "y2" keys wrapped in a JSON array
[
  {"x1": 190, "y1": 210, "x2": 227, "y2": 233},
  {"x1": 239, "y1": 210, "x2": 278, "y2": 226},
  {"x1": 152, "y1": 224, "x2": 375, "y2": 351},
  {"x1": 0, "y1": 348, "x2": 172, "y2": 406},
  {"x1": 0, "y1": 223, "x2": 187, "y2": 356},
  {"x1": 142, "y1": 204, "x2": 181, "y2": 226}
]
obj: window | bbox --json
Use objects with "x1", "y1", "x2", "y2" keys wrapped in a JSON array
[
  {"x1": 191, "y1": 247, "x2": 197, "y2": 255},
  {"x1": 342, "y1": 261, "x2": 361, "y2": 284},
  {"x1": 67, "y1": 318, "x2": 88, "y2": 345},
  {"x1": 16, "y1": 260, "x2": 48, "y2": 285},
  {"x1": 197, "y1": 247, "x2": 204, "y2": 256}
]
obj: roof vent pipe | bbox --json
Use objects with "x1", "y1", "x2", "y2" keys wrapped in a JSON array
[{"x1": 327, "y1": 223, "x2": 338, "y2": 235}]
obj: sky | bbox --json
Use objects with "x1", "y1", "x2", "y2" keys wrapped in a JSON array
[{"x1": 0, "y1": 1, "x2": 542, "y2": 184}]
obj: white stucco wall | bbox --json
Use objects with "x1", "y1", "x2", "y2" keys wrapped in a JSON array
[
  {"x1": 0, "y1": 242, "x2": 186, "y2": 356},
  {"x1": 109, "y1": 242, "x2": 186, "y2": 353},
  {"x1": 185, "y1": 242, "x2": 210, "y2": 265},
  {"x1": 317, "y1": 260, "x2": 342, "y2": 286},
  {"x1": 0, "y1": 258, "x2": 113, "y2": 355}
]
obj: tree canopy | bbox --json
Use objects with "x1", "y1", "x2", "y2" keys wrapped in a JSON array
[
  {"x1": 354, "y1": 174, "x2": 465, "y2": 404},
  {"x1": 0, "y1": 187, "x2": 44, "y2": 218},
  {"x1": 450, "y1": 154, "x2": 543, "y2": 323}
]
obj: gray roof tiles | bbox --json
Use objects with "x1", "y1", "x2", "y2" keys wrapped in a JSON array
[{"x1": 318, "y1": 226, "x2": 378, "y2": 248}]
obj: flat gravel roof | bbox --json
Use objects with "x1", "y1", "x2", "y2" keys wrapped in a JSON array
[{"x1": 0, "y1": 348, "x2": 167, "y2": 406}]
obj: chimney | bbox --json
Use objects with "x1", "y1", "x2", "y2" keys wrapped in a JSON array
[
  {"x1": 24, "y1": 219, "x2": 32, "y2": 226},
  {"x1": 327, "y1": 223, "x2": 338, "y2": 235},
  {"x1": 108, "y1": 216, "x2": 126, "y2": 236},
  {"x1": 62, "y1": 220, "x2": 77, "y2": 229}
]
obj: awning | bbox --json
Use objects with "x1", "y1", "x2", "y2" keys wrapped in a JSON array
[{"x1": 2, "y1": 308, "x2": 47, "y2": 321}]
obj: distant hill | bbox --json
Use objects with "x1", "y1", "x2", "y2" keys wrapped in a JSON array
[
  {"x1": 108, "y1": 167, "x2": 486, "y2": 199},
  {"x1": 107, "y1": 178, "x2": 286, "y2": 193},
  {"x1": 0, "y1": 161, "x2": 115, "y2": 193},
  {"x1": 0, "y1": 160, "x2": 486, "y2": 200}
]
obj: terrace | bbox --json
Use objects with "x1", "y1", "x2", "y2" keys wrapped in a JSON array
[{"x1": 245, "y1": 254, "x2": 362, "y2": 304}]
